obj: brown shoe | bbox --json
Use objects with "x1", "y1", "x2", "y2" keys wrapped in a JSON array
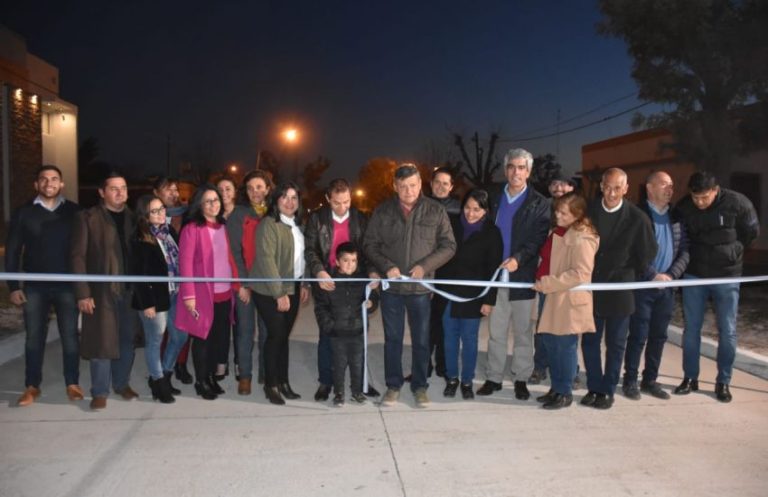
[
  {"x1": 114, "y1": 386, "x2": 139, "y2": 400},
  {"x1": 66, "y1": 384, "x2": 85, "y2": 401},
  {"x1": 90, "y1": 396, "x2": 107, "y2": 410},
  {"x1": 238, "y1": 378, "x2": 252, "y2": 395},
  {"x1": 17, "y1": 386, "x2": 41, "y2": 407}
]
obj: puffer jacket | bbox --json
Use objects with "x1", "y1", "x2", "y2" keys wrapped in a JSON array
[{"x1": 313, "y1": 271, "x2": 379, "y2": 337}]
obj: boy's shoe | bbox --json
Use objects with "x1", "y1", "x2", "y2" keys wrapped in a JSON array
[
  {"x1": 461, "y1": 383, "x2": 475, "y2": 400},
  {"x1": 381, "y1": 388, "x2": 400, "y2": 406},
  {"x1": 414, "y1": 388, "x2": 430, "y2": 408},
  {"x1": 350, "y1": 393, "x2": 367, "y2": 404},
  {"x1": 332, "y1": 393, "x2": 345, "y2": 407},
  {"x1": 443, "y1": 378, "x2": 459, "y2": 398}
]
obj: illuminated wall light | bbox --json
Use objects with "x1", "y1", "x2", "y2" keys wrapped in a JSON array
[
  {"x1": 14, "y1": 88, "x2": 23, "y2": 100},
  {"x1": 30, "y1": 94, "x2": 38, "y2": 105}
]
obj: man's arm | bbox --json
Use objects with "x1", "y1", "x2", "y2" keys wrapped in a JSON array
[
  {"x1": 736, "y1": 194, "x2": 760, "y2": 248},
  {"x1": 362, "y1": 206, "x2": 397, "y2": 277}
]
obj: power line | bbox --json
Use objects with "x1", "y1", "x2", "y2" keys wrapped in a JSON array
[{"x1": 498, "y1": 101, "x2": 651, "y2": 143}]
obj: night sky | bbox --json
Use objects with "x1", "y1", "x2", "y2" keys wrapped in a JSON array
[{"x1": 2, "y1": 0, "x2": 653, "y2": 182}]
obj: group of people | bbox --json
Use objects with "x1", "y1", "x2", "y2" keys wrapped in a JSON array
[{"x1": 6, "y1": 147, "x2": 759, "y2": 411}]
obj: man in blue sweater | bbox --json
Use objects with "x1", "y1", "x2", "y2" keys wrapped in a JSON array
[{"x1": 6, "y1": 165, "x2": 82, "y2": 406}]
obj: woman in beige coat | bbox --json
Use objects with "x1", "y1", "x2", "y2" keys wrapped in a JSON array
[{"x1": 533, "y1": 193, "x2": 599, "y2": 409}]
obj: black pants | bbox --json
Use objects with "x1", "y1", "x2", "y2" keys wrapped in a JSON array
[
  {"x1": 429, "y1": 295, "x2": 447, "y2": 376},
  {"x1": 254, "y1": 286, "x2": 300, "y2": 388},
  {"x1": 192, "y1": 300, "x2": 231, "y2": 382},
  {"x1": 331, "y1": 334, "x2": 364, "y2": 395}
]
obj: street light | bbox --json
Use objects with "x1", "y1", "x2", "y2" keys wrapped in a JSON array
[{"x1": 282, "y1": 127, "x2": 301, "y2": 182}]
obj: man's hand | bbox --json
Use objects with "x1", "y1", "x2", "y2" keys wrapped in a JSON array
[
  {"x1": 653, "y1": 273, "x2": 672, "y2": 282},
  {"x1": 317, "y1": 270, "x2": 335, "y2": 291},
  {"x1": 78, "y1": 298, "x2": 96, "y2": 315},
  {"x1": 276, "y1": 295, "x2": 290, "y2": 312},
  {"x1": 143, "y1": 307, "x2": 157, "y2": 319},
  {"x1": 501, "y1": 257, "x2": 519, "y2": 273},
  {"x1": 9, "y1": 290, "x2": 27, "y2": 306},
  {"x1": 480, "y1": 304, "x2": 492, "y2": 316},
  {"x1": 237, "y1": 287, "x2": 251, "y2": 304},
  {"x1": 409, "y1": 265, "x2": 425, "y2": 279},
  {"x1": 386, "y1": 267, "x2": 402, "y2": 279}
]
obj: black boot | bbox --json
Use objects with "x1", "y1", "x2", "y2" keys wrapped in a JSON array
[
  {"x1": 209, "y1": 375, "x2": 225, "y2": 395},
  {"x1": 443, "y1": 378, "x2": 459, "y2": 398},
  {"x1": 194, "y1": 379, "x2": 218, "y2": 400},
  {"x1": 278, "y1": 382, "x2": 301, "y2": 400},
  {"x1": 264, "y1": 385, "x2": 285, "y2": 405},
  {"x1": 154, "y1": 375, "x2": 176, "y2": 404},
  {"x1": 175, "y1": 362, "x2": 193, "y2": 384},
  {"x1": 164, "y1": 371, "x2": 181, "y2": 395}
]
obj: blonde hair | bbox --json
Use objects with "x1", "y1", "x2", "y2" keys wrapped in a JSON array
[{"x1": 552, "y1": 192, "x2": 596, "y2": 235}]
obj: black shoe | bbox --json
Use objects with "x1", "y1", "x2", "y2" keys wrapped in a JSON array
[
  {"x1": 593, "y1": 393, "x2": 614, "y2": 410},
  {"x1": 164, "y1": 371, "x2": 182, "y2": 395},
  {"x1": 580, "y1": 391, "x2": 598, "y2": 406},
  {"x1": 150, "y1": 376, "x2": 176, "y2": 404},
  {"x1": 542, "y1": 393, "x2": 573, "y2": 410},
  {"x1": 264, "y1": 385, "x2": 285, "y2": 405},
  {"x1": 194, "y1": 380, "x2": 218, "y2": 400},
  {"x1": 476, "y1": 380, "x2": 502, "y2": 396},
  {"x1": 461, "y1": 383, "x2": 474, "y2": 400},
  {"x1": 314, "y1": 384, "x2": 332, "y2": 402},
  {"x1": 174, "y1": 363, "x2": 193, "y2": 384},
  {"x1": 350, "y1": 392, "x2": 367, "y2": 404},
  {"x1": 364, "y1": 385, "x2": 380, "y2": 397},
  {"x1": 536, "y1": 389, "x2": 556, "y2": 403},
  {"x1": 404, "y1": 374, "x2": 413, "y2": 383},
  {"x1": 209, "y1": 376, "x2": 225, "y2": 395},
  {"x1": 528, "y1": 369, "x2": 547, "y2": 385},
  {"x1": 333, "y1": 393, "x2": 345, "y2": 407},
  {"x1": 514, "y1": 380, "x2": 530, "y2": 400},
  {"x1": 443, "y1": 378, "x2": 459, "y2": 398},
  {"x1": 622, "y1": 381, "x2": 641, "y2": 400},
  {"x1": 278, "y1": 383, "x2": 301, "y2": 400},
  {"x1": 674, "y1": 378, "x2": 699, "y2": 395},
  {"x1": 715, "y1": 383, "x2": 732, "y2": 403},
  {"x1": 640, "y1": 381, "x2": 670, "y2": 400}
]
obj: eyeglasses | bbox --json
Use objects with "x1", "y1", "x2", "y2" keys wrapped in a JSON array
[
  {"x1": 203, "y1": 198, "x2": 221, "y2": 205},
  {"x1": 149, "y1": 206, "x2": 167, "y2": 216}
]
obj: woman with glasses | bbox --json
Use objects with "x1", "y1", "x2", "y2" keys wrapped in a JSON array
[
  {"x1": 131, "y1": 195, "x2": 182, "y2": 403},
  {"x1": 174, "y1": 185, "x2": 240, "y2": 400},
  {"x1": 250, "y1": 182, "x2": 309, "y2": 405}
]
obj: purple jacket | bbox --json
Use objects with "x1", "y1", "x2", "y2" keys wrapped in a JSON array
[{"x1": 174, "y1": 223, "x2": 239, "y2": 339}]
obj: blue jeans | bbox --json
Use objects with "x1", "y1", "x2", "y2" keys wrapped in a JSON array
[
  {"x1": 581, "y1": 315, "x2": 630, "y2": 395},
  {"x1": 681, "y1": 275, "x2": 740, "y2": 385},
  {"x1": 624, "y1": 288, "x2": 674, "y2": 385},
  {"x1": 90, "y1": 295, "x2": 136, "y2": 398},
  {"x1": 138, "y1": 310, "x2": 167, "y2": 380},
  {"x1": 381, "y1": 291, "x2": 431, "y2": 391},
  {"x1": 533, "y1": 293, "x2": 548, "y2": 372},
  {"x1": 317, "y1": 333, "x2": 334, "y2": 386},
  {"x1": 442, "y1": 303, "x2": 480, "y2": 384},
  {"x1": 161, "y1": 295, "x2": 187, "y2": 373},
  {"x1": 234, "y1": 293, "x2": 255, "y2": 379},
  {"x1": 22, "y1": 284, "x2": 80, "y2": 388},
  {"x1": 540, "y1": 333, "x2": 578, "y2": 395}
]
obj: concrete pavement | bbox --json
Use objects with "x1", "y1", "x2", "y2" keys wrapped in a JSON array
[{"x1": 1, "y1": 302, "x2": 767, "y2": 497}]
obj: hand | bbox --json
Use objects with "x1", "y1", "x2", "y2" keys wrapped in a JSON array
[
  {"x1": 365, "y1": 299, "x2": 373, "y2": 309},
  {"x1": 238, "y1": 287, "x2": 251, "y2": 304},
  {"x1": 368, "y1": 272, "x2": 381, "y2": 290},
  {"x1": 78, "y1": 298, "x2": 96, "y2": 315},
  {"x1": 9, "y1": 290, "x2": 27, "y2": 306},
  {"x1": 480, "y1": 304, "x2": 492, "y2": 316},
  {"x1": 143, "y1": 307, "x2": 157, "y2": 319},
  {"x1": 276, "y1": 295, "x2": 290, "y2": 312},
  {"x1": 653, "y1": 273, "x2": 672, "y2": 282},
  {"x1": 386, "y1": 267, "x2": 402, "y2": 279},
  {"x1": 409, "y1": 265, "x2": 425, "y2": 279},
  {"x1": 317, "y1": 270, "x2": 335, "y2": 291},
  {"x1": 501, "y1": 257, "x2": 519, "y2": 273},
  {"x1": 300, "y1": 286, "x2": 310, "y2": 304},
  {"x1": 184, "y1": 298, "x2": 199, "y2": 319},
  {"x1": 532, "y1": 280, "x2": 541, "y2": 292}
]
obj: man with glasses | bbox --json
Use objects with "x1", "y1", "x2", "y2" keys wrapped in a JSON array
[
  {"x1": 674, "y1": 171, "x2": 759, "y2": 402},
  {"x1": 364, "y1": 164, "x2": 456, "y2": 408}
]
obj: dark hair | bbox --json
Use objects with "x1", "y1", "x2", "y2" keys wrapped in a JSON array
[
  {"x1": 135, "y1": 194, "x2": 163, "y2": 243},
  {"x1": 394, "y1": 163, "x2": 420, "y2": 181},
  {"x1": 185, "y1": 184, "x2": 226, "y2": 226},
  {"x1": 216, "y1": 175, "x2": 237, "y2": 190},
  {"x1": 240, "y1": 169, "x2": 274, "y2": 203},
  {"x1": 552, "y1": 192, "x2": 596, "y2": 234},
  {"x1": 335, "y1": 241, "x2": 359, "y2": 260},
  {"x1": 267, "y1": 181, "x2": 304, "y2": 226},
  {"x1": 431, "y1": 166, "x2": 455, "y2": 182},
  {"x1": 152, "y1": 175, "x2": 178, "y2": 192},
  {"x1": 326, "y1": 178, "x2": 351, "y2": 197},
  {"x1": 37, "y1": 165, "x2": 63, "y2": 179},
  {"x1": 688, "y1": 171, "x2": 719, "y2": 194},
  {"x1": 100, "y1": 170, "x2": 126, "y2": 189},
  {"x1": 461, "y1": 188, "x2": 491, "y2": 213}
]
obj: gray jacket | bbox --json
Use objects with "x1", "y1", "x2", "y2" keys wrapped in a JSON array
[{"x1": 364, "y1": 195, "x2": 456, "y2": 294}]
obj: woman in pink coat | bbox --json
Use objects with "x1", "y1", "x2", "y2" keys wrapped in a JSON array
[
  {"x1": 174, "y1": 185, "x2": 239, "y2": 400},
  {"x1": 533, "y1": 192, "x2": 599, "y2": 409}
]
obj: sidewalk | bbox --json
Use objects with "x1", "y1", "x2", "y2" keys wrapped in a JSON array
[{"x1": 1, "y1": 303, "x2": 767, "y2": 497}]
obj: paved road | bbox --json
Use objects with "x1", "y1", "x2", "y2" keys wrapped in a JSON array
[{"x1": 1, "y1": 302, "x2": 767, "y2": 497}]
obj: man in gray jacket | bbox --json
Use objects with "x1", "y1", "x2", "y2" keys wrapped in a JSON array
[{"x1": 364, "y1": 164, "x2": 456, "y2": 408}]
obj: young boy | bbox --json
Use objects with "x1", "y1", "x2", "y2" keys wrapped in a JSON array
[{"x1": 313, "y1": 242, "x2": 379, "y2": 406}]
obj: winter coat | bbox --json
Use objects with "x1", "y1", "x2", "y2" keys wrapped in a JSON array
[
  {"x1": 130, "y1": 227, "x2": 179, "y2": 312},
  {"x1": 638, "y1": 201, "x2": 690, "y2": 281},
  {"x1": 536, "y1": 227, "x2": 599, "y2": 335},
  {"x1": 313, "y1": 271, "x2": 379, "y2": 337},
  {"x1": 305, "y1": 206, "x2": 368, "y2": 277},
  {"x1": 249, "y1": 216, "x2": 303, "y2": 298}
]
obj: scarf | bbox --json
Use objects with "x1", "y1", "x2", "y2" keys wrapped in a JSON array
[{"x1": 150, "y1": 224, "x2": 180, "y2": 293}]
